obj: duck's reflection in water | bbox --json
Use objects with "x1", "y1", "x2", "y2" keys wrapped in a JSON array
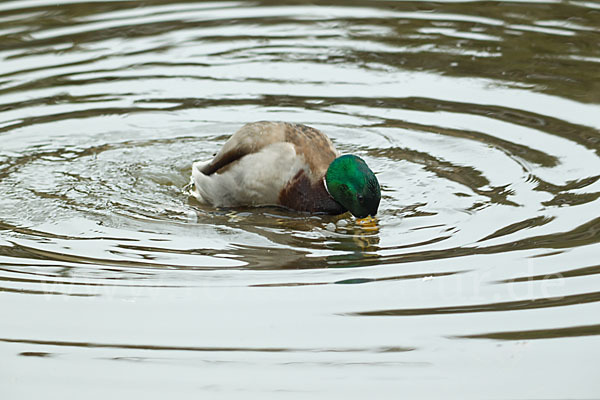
[{"x1": 190, "y1": 207, "x2": 381, "y2": 270}]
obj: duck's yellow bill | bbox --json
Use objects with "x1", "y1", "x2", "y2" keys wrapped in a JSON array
[{"x1": 356, "y1": 215, "x2": 378, "y2": 230}]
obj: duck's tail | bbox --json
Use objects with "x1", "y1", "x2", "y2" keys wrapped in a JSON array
[{"x1": 189, "y1": 161, "x2": 213, "y2": 204}]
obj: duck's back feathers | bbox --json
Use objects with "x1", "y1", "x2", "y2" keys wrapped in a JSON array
[
  {"x1": 200, "y1": 121, "x2": 338, "y2": 181},
  {"x1": 191, "y1": 122, "x2": 343, "y2": 213}
]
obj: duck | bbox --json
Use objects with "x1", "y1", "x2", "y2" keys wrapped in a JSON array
[{"x1": 189, "y1": 121, "x2": 381, "y2": 218}]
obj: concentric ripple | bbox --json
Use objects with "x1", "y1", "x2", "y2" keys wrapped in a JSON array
[{"x1": 1, "y1": 1, "x2": 599, "y2": 398}]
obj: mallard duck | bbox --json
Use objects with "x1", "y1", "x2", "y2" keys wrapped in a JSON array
[{"x1": 190, "y1": 121, "x2": 381, "y2": 218}]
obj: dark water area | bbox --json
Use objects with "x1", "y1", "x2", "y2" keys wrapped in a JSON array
[{"x1": 1, "y1": 1, "x2": 599, "y2": 398}]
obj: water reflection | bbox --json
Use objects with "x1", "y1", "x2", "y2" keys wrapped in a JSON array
[{"x1": 456, "y1": 323, "x2": 600, "y2": 341}]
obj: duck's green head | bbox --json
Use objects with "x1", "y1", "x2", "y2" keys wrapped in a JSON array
[{"x1": 325, "y1": 155, "x2": 381, "y2": 218}]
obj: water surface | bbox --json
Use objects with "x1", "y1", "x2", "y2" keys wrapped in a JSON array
[{"x1": 1, "y1": 1, "x2": 600, "y2": 398}]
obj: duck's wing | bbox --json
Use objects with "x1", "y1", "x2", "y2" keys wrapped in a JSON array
[
  {"x1": 281, "y1": 122, "x2": 339, "y2": 179},
  {"x1": 200, "y1": 121, "x2": 288, "y2": 175},
  {"x1": 200, "y1": 121, "x2": 339, "y2": 179}
]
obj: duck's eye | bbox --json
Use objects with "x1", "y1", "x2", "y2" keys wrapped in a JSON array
[{"x1": 357, "y1": 194, "x2": 364, "y2": 203}]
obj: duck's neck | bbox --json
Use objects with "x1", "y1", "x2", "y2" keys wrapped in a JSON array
[{"x1": 317, "y1": 176, "x2": 346, "y2": 215}]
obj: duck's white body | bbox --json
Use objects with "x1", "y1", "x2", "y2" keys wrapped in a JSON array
[
  {"x1": 191, "y1": 141, "x2": 305, "y2": 207},
  {"x1": 190, "y1": 121, "x2": 344, "y2": 213}
]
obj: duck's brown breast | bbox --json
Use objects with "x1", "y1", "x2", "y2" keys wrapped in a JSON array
[{"x1": 278, "y1": 170, "x2": 346, "y2": 215}]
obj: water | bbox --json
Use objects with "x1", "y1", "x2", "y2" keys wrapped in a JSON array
[{"x1": 1, "y1": 1, "x2": 599, "y2": 398}]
